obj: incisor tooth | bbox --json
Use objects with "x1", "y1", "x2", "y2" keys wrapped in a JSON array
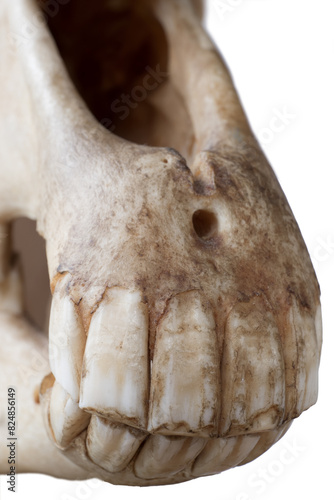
[
  {"x1": 238, "y1": 421, "x2": 292, "y2": 466},
  {"x1": 49, "y1": 274, "x2": 85, "y2": 402},
  {"x1": 220, "y1": 297, "x2": 285, "y2": 436},
  {"x1": 283, "y1": 297, "x2": 320, "y2": 419},
  {"x1": 49, "y1": 382, "x2": 90, "y2": 449},
  {"x1": 192, "y1": 434, "x2": 260, "y2": 477},
  {"x1": 80, "y1": 287, "x2": 149, "y2": 429},
  {"x1": 148, "y1": 290, "x2": 219, "y2": 437},
  {"x1": 134, "y1": 434, "x2": 206, "y2": 480},
  {"x1": 86, "y1": 416, "x2": 147, "y2": 473}
]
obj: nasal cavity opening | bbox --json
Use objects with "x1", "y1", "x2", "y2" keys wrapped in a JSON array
[
  {"x1": 192, "y1": 210, "x2": 219, "y2": 240},
  {"x1": 42, "y1": 0, "x2": 169, "y2": 144}
]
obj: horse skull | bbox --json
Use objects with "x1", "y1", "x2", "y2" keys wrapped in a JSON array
[{"x1": 0, "y1": 0, "x2": 322, "y2": 486}]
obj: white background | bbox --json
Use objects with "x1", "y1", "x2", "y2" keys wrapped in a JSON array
[{"x1": 1, "y1": 1, "x2": 333, "y2": 499}]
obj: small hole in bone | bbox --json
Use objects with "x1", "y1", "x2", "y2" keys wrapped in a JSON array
[{"x1": 192, "y1": 210, "x2": 218, "y2": 240}]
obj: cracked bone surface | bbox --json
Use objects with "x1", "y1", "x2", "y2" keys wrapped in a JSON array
[{"x1": 0, "y1": 0, "x2": 322, "y2": 487}]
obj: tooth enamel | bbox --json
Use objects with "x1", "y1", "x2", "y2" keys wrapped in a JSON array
[
  {"x1": 192, "y1": 434, "x2": 260, "y2": 477},
  {"x1": 238, "y1": 421, "x2": 292, "y2": 466},
  {"x1": 80, "y1": 287, "x2": 149, "y2": 429},
  {"x1": 284, "y1": 297, "x2": 320, "y2": 418},
  {"x1": 220, "y1": 298, "x2": 285, "y2": 436},
  {"x1": 134, "y1": 434, "x2": 206, "y2": 480},
  {"x1": 49, "y1": 382, "x2": 90, "y2": 449},
  {"x1": 148, "y1": 290, "x2": 219, "y2": 437},
  {"x1": 49, "y1": 274, "x2": 85, "y2": 402},
  {"x1": 86, "y1": 416, "x2": 147, "y2": 473}
]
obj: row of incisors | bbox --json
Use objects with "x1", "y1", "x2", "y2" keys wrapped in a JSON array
[
  {"x1": 48, "y1": 283, "x2": 321, "y2": 442},
  {"x1": 47, "y1": 382, "x2": 290, "y2": 479},
  {"x1": 47, "y1": 382, "x2": 291, "y2": 480}
]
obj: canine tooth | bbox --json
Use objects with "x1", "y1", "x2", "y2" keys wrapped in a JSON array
[
  {"x1": 80, "y1": 287, "x2": 149, "y2": 429},
  {"x1": 134, "y1": 434, "x2": 206, "y2": 480},
  {"x1": 220, "y1": 297, "x2": 285, "y2": 436},
  {"x1": 86, "y1": 416, "x2": 147, "y2": 473},
  {"x1": 284, "y1": 297, "x2": 320, "y2": 419},
  {"x1": 49, "y1": 275, "x2": 85, "y2": 402},
  {"x1": 49, "y1": 382, "x2": 90, "y2": 449},
  {"x1": 192, "y1": 434, "x2": 260, "y2": 477},
  {"x1": 148, "y1": 290, "x2": 219, "y2": 437}
]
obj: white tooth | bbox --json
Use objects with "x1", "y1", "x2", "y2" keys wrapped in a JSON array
[
  {"x1": 239, "y1": 421, "x2": 292, "y2": 466},
  {"x1": 80, "y1": 287, "x2": 149, "y2": 429},
  {"x1": 284, "y1": 297, "x2": 320, "y2": 418},
  {"x1": 134, "y1": 434, "x2": 206, "y2": 480},
  {"x1": 220, "y1": 297, "x2": 285, "y2": 436},
  {"x1": 148, "y1": 290, "x2": 219, "y2": 437},
  {"x1": 49, "y1": 274, "x2": 85, "y2": 402},
  {"x1": 86, "y1": 416, "x2": 147, "y2": 473},
  {"x1": 192, "y1": 434, "x2": 260, "y2": 477},
  {"x1": 49, "y1": 382, "x2": 90, "y2": 449}
]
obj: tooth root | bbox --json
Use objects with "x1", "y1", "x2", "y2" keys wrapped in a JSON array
[
  {"x1": 49, "y1": 274, "x2": 85, "y2": 402},
  {"x1": 86, "y1": 416, "x2": 147, "y2": 473},
  {"x1": 80, "y1": 287, "x2": 149, "y2": 430},
  {"x1": 238, "y1": 421, "x2": 292, "y2": 467},
  {"x1": 148, "y1": 290, "x2": 219, "y2": 437},
  {"x1": 192, "y1": 434, "x2": 260, "y2": 477},
  {"x1": 49, "y1": 382, "x2": 90, "y2": 449},
  {"x1": 134, "y1": 435, "x2": 206, "y2": 480},
  {"x1": 220, "y1": 297, "x2": 285, "y2": 436},
  {"x1": 283, "y1": 297, "x2": 321, "y2": 420}
]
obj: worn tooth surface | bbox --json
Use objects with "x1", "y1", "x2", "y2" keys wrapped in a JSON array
[
  {"x1": 220, "y1": 297, "x2": 285, "y2": 436},
  {"x1": 192, "y1": 434, "x2": 260, "y2": 477},
  {"x1": 238, "y1": 421, "x2": 292, "y2": 466},
  {"x1": 86, "y1": 416, "x2": 147, "y2": 473},
  {"x1": 134, "y1": 434, "x2": 206, "y2": 480},
  {"x1": 80, "y1": 287, "x2": 149, "y2": 429},
  {"x1": 49, "y1": 381, "x2": 90, "y2": 449},
  {"x1": 283, "y1": 297, "x2": 321, "y2": 420},
  {"x1": 148, "y1": 290, "x2": 219, "y2": 437},
  {"x1": 49, "y1": 275, "x2": 86, "y2": 402}
]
